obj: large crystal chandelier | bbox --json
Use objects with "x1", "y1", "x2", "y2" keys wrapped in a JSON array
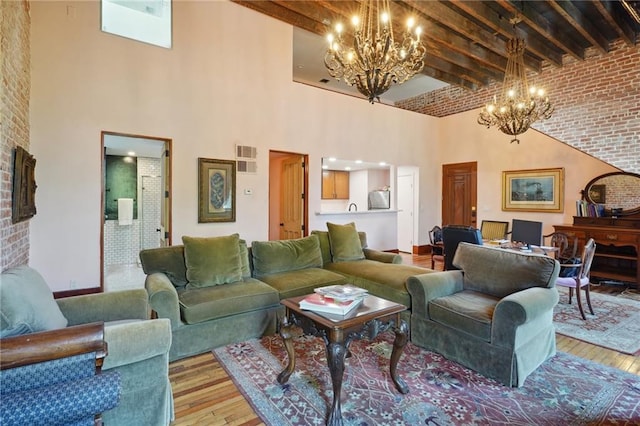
[
  {"x1": 324, "y1": 0, "x2": 426, "y2": 103},
  {"x1": 477, "y1": 31, "x2": 553, "y2": 143}
]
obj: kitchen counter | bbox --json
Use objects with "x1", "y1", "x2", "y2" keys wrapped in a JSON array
[{"x1": 315, "y1": 210, "x2": 399, "y2": 215}]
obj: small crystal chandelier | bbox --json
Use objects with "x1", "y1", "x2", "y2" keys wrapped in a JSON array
[
  {"x1": 477, "y1": 22, "x2": 553, "y2": 143},
  {"x1": 324, "y1": 0, "x2": 426, "y2": 104}
]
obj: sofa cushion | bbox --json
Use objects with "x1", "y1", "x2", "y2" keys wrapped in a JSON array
[
  {"x1": 251, "y1": 235, "x2": 323, "y2": 277},
  {"x1": 325, "y1": 260, "x2": 429, "y2": 306},
  {"x1": 177, "y1": 278, "x2": 280, "y2": 324},
  {"x1": 453, "y1": 243, "x2": 560, "y2": 298},
  {"x1": 139, "y1": 245, "x2": 188, "y2": 287},
  {"x1": 182, "y1": 234, "x2": 243, "y2": 288},
  {"x1": 0, "y1": 266, "x2": 68, "y2": 338},
  {"x1": 428, "y1": 290, "x2": 499, "y2": 342},
  {"x1": 258, "y1": 268, "x2": 347, "y2": 299},
  {"x1": 327, "y1": 222, "x2": 365, "y2": 262},
  {"x1": 312, "y1": 230, "x2": 368, "y2": 265},
  {"x1": 239, "y1": 239, "x2": 251, "y2": 278}
]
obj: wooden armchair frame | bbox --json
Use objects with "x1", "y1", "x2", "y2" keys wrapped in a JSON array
[{"x1": 0, "y1": 322, "x2": 110, "y2": 425}]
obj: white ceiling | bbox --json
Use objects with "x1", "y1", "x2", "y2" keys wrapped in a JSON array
[
  {"x1": 322, "y1": 158, "x2": 390, "y2": 172},
  {"x1": 292, "y1": 27, "x2": 449, "y2": 105},
  {"x1": 104, "y1": 134, "x2": 165, "y2": 158}
]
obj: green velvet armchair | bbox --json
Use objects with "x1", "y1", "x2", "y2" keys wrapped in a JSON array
[
  {"x1": 0, "y1": 266, "x2": 174, "y2": 425},
  {"x1": 407, "y1": 243, "x2": 560, "y2": 387}
]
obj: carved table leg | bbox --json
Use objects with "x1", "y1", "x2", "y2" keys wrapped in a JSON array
[
  {"x1": 389, "y1": 320, "x2": 409, "y2": 394},
  {"x1": 326, "y1": 341, "x2": 348, "y2": 426},
  {"x1": 277, "y1": 316, "x2": 297, "y2": 384}
]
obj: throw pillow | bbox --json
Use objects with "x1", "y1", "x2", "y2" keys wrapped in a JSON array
[
  {"x1": 326, "y1": 222, "x2": 365, "y2": 262},
  {"x1": 182, "y1": 234, "x2": 243, "y2": 288},
  {"x1": 239, "y1": 239, "x2": 251, "y2": 278},
  {"x1": 0, "y1": 266, "x2": 68, "y2": 338},
  {"x1": 251, "y1": 235, "x2": 323, "y2": 277}
]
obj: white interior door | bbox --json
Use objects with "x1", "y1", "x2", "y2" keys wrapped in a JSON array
[{"x1": 397, "y1": 173, "x2": 414, "y2": 253}]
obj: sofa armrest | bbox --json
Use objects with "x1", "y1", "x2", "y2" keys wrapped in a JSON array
[
  {"x1": 57, "y1": 289, "x2": 149, "y2": 326},
  {"x1": 492, "y1": 287, "x2": 559, "y2": 347},
  {"x1": 363, "y1": 248, "x2": 402, "y2": 264},
  {"x1": 406, "y1": 271, "x2": 464, "y2": 318},
  {"x1": 103, "y1": 318, "x2": 171, "y2": 370},
  {"x1": 145, "y1": 273, "x2": 182, "y2": 329}
]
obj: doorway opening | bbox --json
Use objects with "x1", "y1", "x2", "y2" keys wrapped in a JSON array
[
  {"x1": 268, "y1": 151, "x2": 309, "y2": 240},
  {"x1": 101, "y1": 131, "x2": 172, "y2": 291},
  {"x1": 397, "y1": 166, "x2": 419, "y2": 253}
]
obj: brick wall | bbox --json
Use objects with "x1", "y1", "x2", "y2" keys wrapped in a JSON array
[
  {"x1": 1, "y1": 1, "x2": 31, "y2": 271},
  {"x1": 397, "y1": 40, "x2": 640, "y2": 174}
]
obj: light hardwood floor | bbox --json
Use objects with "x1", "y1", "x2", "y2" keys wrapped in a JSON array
[{"x1": 168, "y1": 253, "x2": 639, "y2": 426}]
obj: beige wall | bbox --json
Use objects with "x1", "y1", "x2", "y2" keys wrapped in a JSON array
[
  {"x1": 437, "y1": 109, "x2": 618, "y2": 237},
  {"x1": 24, "y1": 0, "x2": 619, "y2": 290},
  {"x1": 28, "y1": 0, "x2": 438, "y2": 290}
]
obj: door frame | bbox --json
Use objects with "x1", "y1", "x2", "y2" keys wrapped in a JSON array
[
  {"x1": 397, "y1": 169, "x2": 417, "y2": 253},
  {"x1": 441, "y1": 161, "x2": 477, "y2": 228},
  {"x1": 269, "y1": 150, "x2": 309, "y2": 240},
  {"x1": 100, "y1": 131, "x2": 172, "y2": 291}
]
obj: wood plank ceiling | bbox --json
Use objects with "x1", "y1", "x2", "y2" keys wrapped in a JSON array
[{"x1": 233, "y1": 1, "x2": 640, "y2": 92}]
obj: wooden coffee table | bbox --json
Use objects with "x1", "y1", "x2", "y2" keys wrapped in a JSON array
[{"x1": 277, "y1": 294, "x2": 409, "y2": 426}]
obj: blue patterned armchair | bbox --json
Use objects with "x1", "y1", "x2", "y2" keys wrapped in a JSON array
[{"x1": 0, "y1": 322, "x2": 121, "y2": 425}]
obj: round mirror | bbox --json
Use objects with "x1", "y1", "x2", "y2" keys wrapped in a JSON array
[{"x1": 584, "y1": 172, "x2": 640, "y2": 215}]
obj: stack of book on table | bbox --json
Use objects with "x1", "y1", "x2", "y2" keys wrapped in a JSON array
[{"x1": 299, "y1": 284, "x2": 368, "y2": 316}]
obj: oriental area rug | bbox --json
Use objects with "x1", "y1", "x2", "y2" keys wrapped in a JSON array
[
  {"x1": 213, "y1": 332, "x2": 640, "y2": 426},
  {"x1": 553, "y1": 287, "x2": 640, "y2": 355}
]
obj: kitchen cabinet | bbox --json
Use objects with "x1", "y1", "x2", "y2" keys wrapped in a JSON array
[{"x1": 322, "y1": 171, "x2": 349, "y2": 199}]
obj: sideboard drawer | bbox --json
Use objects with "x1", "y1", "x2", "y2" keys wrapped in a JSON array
[
  {"x1": 553, "y1": 226, "x2": 586, "y2": 240},
  {"x1": 589, "y1": 230, "x2": 639, "y2": 245}
]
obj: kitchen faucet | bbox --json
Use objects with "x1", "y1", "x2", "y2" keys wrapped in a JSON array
[{"x1": 348, "y1": 203, "x2": 357, "y2": 212}]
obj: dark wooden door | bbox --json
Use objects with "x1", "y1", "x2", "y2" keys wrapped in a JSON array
[{"x1": 442, "y1": 162, "x2": 477, "y2": 228}]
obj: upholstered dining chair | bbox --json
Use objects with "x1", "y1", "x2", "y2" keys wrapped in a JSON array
[
  {"x1": 480, "y1": 220, "x2": 509, "y2": 241},
  {"x1": 428, "y1": 225, "x2": 444, "y2": 270},
  {"x1": 441, "y1": 225, "x2": 483, "y2": 271},
  {"x1": 555, "y1": 238, "x2": 596, "y2": 320}
]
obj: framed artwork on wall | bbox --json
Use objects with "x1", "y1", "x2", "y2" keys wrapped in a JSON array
[
  {"x1": 502, "y1": 168, "x2": 564, "y2": 213},
  {"x1": 588, "y1": 184, "x2": 606, "y2": 204},
  {"x1": 12, "y1": 146, "x2": 37, "y2": 223},
  {"x1": 198, "y1": 158, "x2": 236, "y2": 223}
]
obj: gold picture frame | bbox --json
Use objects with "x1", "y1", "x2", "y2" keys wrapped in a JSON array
[
  {"x1": 502, "y1": 168, "x2": 564, "y2": 213},
  {"x1": 198, "y1": 158, "x2": 236, "y2": 223}
]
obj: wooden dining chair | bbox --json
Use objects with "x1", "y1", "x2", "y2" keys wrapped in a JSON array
[
  {"x1": 555, "y1": 238, "x2": 596, "y2": 320},
  {"x1": 428, "y1": 225, "x2": 445, "y2": 270},
  {"x1": 544, "y1": 231, "x2": 578, "y2": 260}
]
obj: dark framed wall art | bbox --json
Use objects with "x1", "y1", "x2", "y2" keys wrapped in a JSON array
[
  {"x1": 12, "y1": 146, "x2": 37, "y2": 223},
  {"x1": 198, "y1": 158, "x2": 236, "y2": 223}
]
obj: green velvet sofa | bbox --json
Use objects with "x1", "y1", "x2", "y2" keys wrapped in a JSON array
[
  {"x1": 139, "y1": 225, "x2": 433, "y2": 361},
  {"x1": 0, "y1": 266, "x2": 174, "y2": 425},
  {"x1": 139, "y1": 234, "x2": 282, "y2": 362},
  {"x1": 407, "y1": 242, "x2": 560, "y2": 387},
  {"x1": 312, "y1": 229, "x2": 431, "y2": 311}
]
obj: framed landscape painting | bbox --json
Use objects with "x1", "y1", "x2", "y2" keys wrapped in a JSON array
[
  {"x1": 502, "y1": 168, "x2": 564, "y2": 212},
  {"x1": 198, "y1": 158, "x2": 236, "y2": 222}
]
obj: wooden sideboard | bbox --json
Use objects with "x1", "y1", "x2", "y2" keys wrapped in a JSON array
[{"x1": 554, "y1": 218, "x2": 639, "y2": 287}]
